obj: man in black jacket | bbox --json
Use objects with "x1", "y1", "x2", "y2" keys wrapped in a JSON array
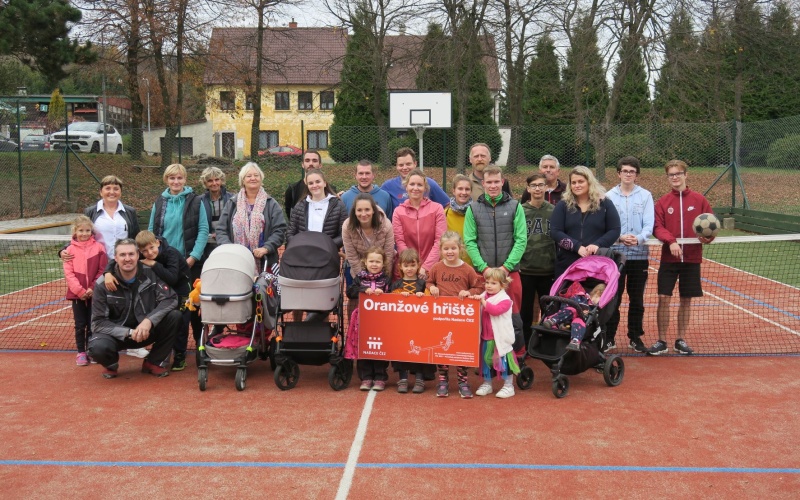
[{"x1": 88, "y1": 239, "x2": 181, "y2": 379}]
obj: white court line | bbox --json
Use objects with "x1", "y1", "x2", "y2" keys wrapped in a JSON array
[
  {"x1": 335, "y1": 389, "x2": 377, "y2": 500},
  {"x1": 0, "y1": 306, "x2": 71, "y2": 334},
  {"x1": 646, "y1": 263, "x2": 799, "y2": 337},
  {"x1": 0, "y1": 278, "x2": 65, "y2": 298}
]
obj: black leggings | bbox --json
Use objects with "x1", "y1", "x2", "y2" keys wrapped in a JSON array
[{"x1": 71, "y1": 299, "x2": 92, "y2": 353}]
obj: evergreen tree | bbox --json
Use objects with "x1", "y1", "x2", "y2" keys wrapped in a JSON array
[
  {"x1": 0, "y1": 0, "x2": 94, "y2": 87},
  {"x1": 752, "y1": 1, "x2": 800, "y2": 120},
  {"x1": 328, "y1": 11, "x2": 386, "y2": 163},
  {"x1": 521, "y1": 34, "x2": 570, "y2": 163},
  {"x1": 613, "y1": 43, "x2": 649, "y2": 123},
  {"x1": 47, "y1": 88, "x2": 65, "y2": 132},
  {"x1": 562, "y1": 16, "x2": 608, "y2": 125}
]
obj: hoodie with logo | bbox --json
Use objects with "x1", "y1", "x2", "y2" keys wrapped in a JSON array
[{"x1": 653, "y1": 187, "x2": 712, "y2": 264}]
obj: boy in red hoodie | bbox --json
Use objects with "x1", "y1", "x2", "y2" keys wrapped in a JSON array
[{"x1": 649, "y1": 160, "x2": 714, "y2": 355}]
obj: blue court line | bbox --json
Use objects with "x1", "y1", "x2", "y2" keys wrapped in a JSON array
[
  {"x1": 704, "y1": 278, "x2": 800, "y2": 322},
  {"x1": 0, "y1": 460, "x2": 798, "y2": 474},
  {"x1": 0, "y1": 299, "x2": 67, "y2": 322}
]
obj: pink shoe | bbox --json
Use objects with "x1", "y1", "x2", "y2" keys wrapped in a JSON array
[{"x1": 76, "y1": 352, "x2": 89, "y2": 366}]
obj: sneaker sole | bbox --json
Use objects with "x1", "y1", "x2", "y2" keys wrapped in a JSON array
[
  {"x1": 673, "y1": 348, "x2": 693, "y2": 355},
  {"x1": 629, "y1": 344, "x2": 648, "y2": 353},
  {"x1": 647, "y1": 349, "x2": 668, "y2": 356},
  {"x1": 459, "y1": 393, "x2": 473, "y2": 399}
]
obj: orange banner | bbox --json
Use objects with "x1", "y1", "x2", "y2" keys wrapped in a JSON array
[{"x1": 357, "y1": 293, "x2": 481, "y2": 366}]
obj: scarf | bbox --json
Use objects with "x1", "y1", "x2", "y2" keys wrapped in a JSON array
[
  {"x1": 448, "y1": 197, "x2": 470, "y2": 215},
  {"x1": 232, "y1": 188, "x2": 268, "y2": 250},
  {"x1": 356, "y1": 270, "x2": 389, "y2": 292}
]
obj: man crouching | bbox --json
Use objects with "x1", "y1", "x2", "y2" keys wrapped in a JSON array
[{"x1": 88, "y1": 238, "x2": 181, "y2": 378}]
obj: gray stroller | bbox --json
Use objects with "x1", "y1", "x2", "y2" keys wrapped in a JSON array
[{"x1": 196, "y1": 244, "x2": 277, "y2": 391}]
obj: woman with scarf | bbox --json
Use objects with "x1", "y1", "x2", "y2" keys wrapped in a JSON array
[
  {"x1": 148, "y1": 163, "x2": 209, "y2": 371},
  {"x1": 216, "y1": 162, "x2": 287, "y2": 274},
  {"x1": 444, "y1": 174, "x2": 474, "y2": 267}
]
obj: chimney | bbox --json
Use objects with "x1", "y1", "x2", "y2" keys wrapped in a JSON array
[{"x1": 289, "y1": 18, "x2": 297, "y2": 28}]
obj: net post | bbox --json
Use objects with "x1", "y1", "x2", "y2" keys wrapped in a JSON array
[{"x1": 414, "y1": 126, "x2": 425, "y2": 171}]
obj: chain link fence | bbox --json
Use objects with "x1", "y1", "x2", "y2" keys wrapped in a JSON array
[{"x1": 3, "y1": 94, "x2": 800, "y2": 220}]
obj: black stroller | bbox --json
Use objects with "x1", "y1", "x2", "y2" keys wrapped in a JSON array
[
  {"x1": 520, "y1": 250, "x2": 626, "y2": 398},
  {"x1": 272, "y1": 231, "x2": 351, "y2": 390}
]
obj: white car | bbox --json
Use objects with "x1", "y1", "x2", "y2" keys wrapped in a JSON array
[{"x1": 50, "y1": 122, "x2": 123, "y2": 154}]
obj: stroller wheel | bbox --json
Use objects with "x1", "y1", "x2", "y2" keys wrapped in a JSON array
[
  {"x1": 198, "y1": 367, "x2": 208, "y2": 392},
  {"x1": 603, "y1": 355, "x2": 625, "y2": 387},
  {"x1": 517, "y1": 366, "x2": 534, "y2": 390},
  {"x1": 235, "y1": 367, "x2": 247, "y2": 391},
  {"x1": 328, "y1": 360, "x2": 353, "y2": 391},
  {"x1": 552, "y1": 375, "x2": 569, "y2": 398},
  {"x1": 274, "y1": 360, "x2": 300, "y2": 390}
]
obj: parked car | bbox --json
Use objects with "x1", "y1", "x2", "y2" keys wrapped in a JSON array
[
  {"x1": 20, "y1": 135, "x2": 51, "y2": 151},
  {"x1": 0, "y1": 136, "x2": 18, "y2": 152},
  {"x1": 50, "y1": 122, "x2": 123, "y2": 154},
  {"x1": 257, "y1": 145, "x2": 302, "y2": 157}
]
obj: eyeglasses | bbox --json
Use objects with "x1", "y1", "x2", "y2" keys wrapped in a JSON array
[
  {"x1": 619, "y1": 170, "x2": 637, "y2": 176},
  {"x1": 667, "y1": 172, "x2": 685, "y2": 178},
  {"x1": 528, "y1": 183, "x2": 546, "y2": 189}
]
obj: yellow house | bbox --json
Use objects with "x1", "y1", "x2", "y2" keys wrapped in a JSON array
[{"x1": 204, "y1": 25, "x2": 347, "y2": 159}]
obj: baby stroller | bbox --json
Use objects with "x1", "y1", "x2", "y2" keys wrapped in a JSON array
[
  {"x1": 520, "y1": 250, "x2": 626, "y2": 398},
  {"x1": 273, "y1": 231, "x2": 350, "y2": 391},
  {"x1": 195, "y1": 244, "x2": 277, "y2": 391}
]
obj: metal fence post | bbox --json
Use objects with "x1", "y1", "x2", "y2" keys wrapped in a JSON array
[
  {"x1": 16, "y1": 100, "x2": 23, "y2": 218},
  {"x1": 584, "y1": 115, "x2": 591, "y2": 167}
]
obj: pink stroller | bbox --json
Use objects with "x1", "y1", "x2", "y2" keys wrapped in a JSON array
[{"x1": 519, "y1": 250, "x2": 626, "y2": 398}]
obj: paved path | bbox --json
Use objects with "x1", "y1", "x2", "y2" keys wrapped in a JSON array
[{"x1": 0, "y1": 214, "x2": 80, "y2": 234}]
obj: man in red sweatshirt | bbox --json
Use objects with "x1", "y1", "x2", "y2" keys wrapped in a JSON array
[{"x1": 649, "y1": 160, "x2": 714, "y2": 355}]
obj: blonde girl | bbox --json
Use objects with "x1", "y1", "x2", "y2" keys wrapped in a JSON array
[
  {"x1": 472, "y1": 268, "x2": 519, "y2": 399},
  {"x1": 426, "y1": 231, "x2": 483, "y2": 398},
  {"x1": 63, "y1": 216, "x2": 108, "y2": 366}
]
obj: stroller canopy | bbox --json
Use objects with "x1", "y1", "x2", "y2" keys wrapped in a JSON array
[
  {"x1": 281, "y1": 231, "x2": 340, "y2": 281},
  {"x1": 202, "y1": 244, "x2": 257, "y2": 295},
  {"x1": 550, "y1": 254, "x2": 622, "y2": 308}
]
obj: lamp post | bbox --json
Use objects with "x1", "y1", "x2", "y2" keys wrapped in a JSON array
[{"x1": 142, "y1": 77, "x2": 151, "y2": 132}]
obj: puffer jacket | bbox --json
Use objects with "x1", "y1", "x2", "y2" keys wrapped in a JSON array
[{"x1": 287, "y1": 195, "x2": 348, "y2": 248}]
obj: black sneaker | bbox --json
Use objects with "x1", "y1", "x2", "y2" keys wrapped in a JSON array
[
  {"x1": 603, "y1": 340, "x2": 616, "y2": 353},
  {"x1": 629, "y1": 337, "x2": 649, "y2": 353},
  {"x1": 647, "y1": 340, "x2": 668, "y2": 356},
  {"x1": 674, "y1": 339, "x2": 694, "y2": 355},
  {"x1": 171, "y1": 352, "x2": 187, "y2": 371}
]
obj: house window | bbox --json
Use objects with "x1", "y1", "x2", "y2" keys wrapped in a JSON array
[
  {"x1": 220, "y1": 91, "x2": 235, "y2": 110},
  {"x1": 307, "y1": 130, "x2": 328, "y2": 150},
  {"x1": 245, "y1": 93, "x2": 257, "y2": 111},
  {"x1": 320, "y1": 91, "x2": 334, "y2": 110},
  {"x1": 298, "y1": 91, "x2": 313, "y2": 110},
  {"x1": 259, "y1": 130, "x2": 279, "y2": 150},
  {"x1": 275, "y1": 91, "x2": 289, "y2": 110}
]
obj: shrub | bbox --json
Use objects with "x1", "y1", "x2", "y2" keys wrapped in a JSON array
[{"x1": 766, "y1": 134, "x2": 800, "y2": 169}]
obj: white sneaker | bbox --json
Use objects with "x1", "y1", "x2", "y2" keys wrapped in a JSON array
[
  {"x1": 475, "y1": 382, "x2": 493, "y2": 396},
  {"x1": 125, "y1": 348, "x2": 150, "y2": 358},
  {"x1": 496, "y1": 384, "x2": 515, "y2": 399}
]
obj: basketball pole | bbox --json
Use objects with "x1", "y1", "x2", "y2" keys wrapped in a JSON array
[{"x1": 414, "y1": 126, "x2": 425, "y2": 171}]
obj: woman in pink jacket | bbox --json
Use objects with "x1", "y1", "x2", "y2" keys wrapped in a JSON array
[
  {"x1": 392, "y1": 169, "x2": 446, "y2": 279},
  {"x1": 63, "y1": 216, "x2": 108, "y2": 366}
]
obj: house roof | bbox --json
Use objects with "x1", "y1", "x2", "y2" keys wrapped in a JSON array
[{"x1": 204, "y1": 27, "x2": 501, "y2": 92}]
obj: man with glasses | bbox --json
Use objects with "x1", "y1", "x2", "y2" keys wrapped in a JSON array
[
  {"x1": 649, "y1": 160, "x2": 714, "y2": 355},
  {"x1": 521, "y1": 155, "x2": 565, "y2": 205},
  {"x1": 606, "y1": 156, "x2": 654, "y2": 353},
  {"x1": 519, "y1": 172, "x2": 556, "y2": 346}
]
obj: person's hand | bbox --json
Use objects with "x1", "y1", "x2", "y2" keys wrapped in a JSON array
[
  {"x1": 480, "y1": 297, "x2": 487, "y2": 306},
  {"x1": 338, "y1": 251, "x2": 346, "y2": 260},
  {"x1": 130, "y1": 318, "x2": 153, "y2": 343},
  {"x1": 669, "y1": 242, "x2": 683, "y2": 259},
  {"x1": 141, "y1": 258, "x2": 156, "y2": 267},
  {"x1": 336, "y1": 190, "x2": 345, "y2": 198},
  {"x1": 85, "y1": 289, "x2": 93, "y2": 299},
  {"x1": 60, "y1": 249, "x2": 74, "y2": 263},
  {"x1": 186, "y1": 256, "x2": 197, "y2": 268},
  {"x1": 365, "y1": 288, "x2": 375, "y2": 295},
  {"x1": 621, "y1": 234, "x2": 637, "y2": 246},
  {"x1": 373, "y1": 289, "x2": 383, "y2": 295},
  {"x1": 104, "y1": 272, "x2": 119, "y2": 292},
  {"x1": 80, "y1": 290, "x2": 90, "y2": 300},
  {"x1": 401, "y1": 291, "x2": 410, "y2": 297},
  {"x1": 458, "y1": 290, "x2": 470, "y2": 299},
  {"x1": 418, "y1": 268, "x2": 428, "y2": 280},
  {"x1": 698, "y1": 236, "x2": 715, "y2": 244},
  {"x1": 586, "y1": 244, "x2": 599, "y2": 255},
  {"x1": 429, "y1": 285, "x2": 439, "y2": 297},
  {"x1": 578, "y1": 246, "x2": 589, "y2": 257},
  {"x1": 415, "y1": 292, "x2": 424, "y2": 297},
  {"x1": 253, "y1": 247, "x2": 269, "y2": 259}
]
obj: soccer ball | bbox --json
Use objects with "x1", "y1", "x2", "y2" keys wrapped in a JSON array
[{"x1": 693, "y1": 213, "x2": 720, "y2": 238}]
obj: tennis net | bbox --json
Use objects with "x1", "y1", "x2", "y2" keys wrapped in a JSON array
[{"x1": 1, "y1": 233, "x2": 799, "y2": 355}]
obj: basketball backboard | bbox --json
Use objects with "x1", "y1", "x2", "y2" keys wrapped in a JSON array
[{"x1": 389, "y1": 92, "x2": 452, "y2": 129}]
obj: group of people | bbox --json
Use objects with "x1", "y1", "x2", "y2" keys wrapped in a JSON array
[{"x1": 60, "y1": 143, "x2": 714, "y2": 397}]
